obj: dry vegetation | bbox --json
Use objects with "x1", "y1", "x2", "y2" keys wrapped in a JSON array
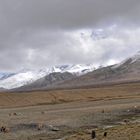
[
  {"x1": 0, "y1": 82, "x2": 140, "y2": 108},
  {"x1": 0, "y1": 82, "x2": 139, "y2": 140},
  {"x1": 62, "y1": 123, "x2": 140, "y2": 140}
]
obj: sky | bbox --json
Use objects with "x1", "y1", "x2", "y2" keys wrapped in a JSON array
[{"x1": 0, "y1": 0, "x2": 140, "y2": 72}]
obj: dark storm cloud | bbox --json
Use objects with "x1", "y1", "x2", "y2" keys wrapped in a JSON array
[
  {"x1": 0, "y1": 0, "x2": 139, "y2": 30},
  {"x1": 0, "y1": 0, "x2": 140, "y2": 71}
]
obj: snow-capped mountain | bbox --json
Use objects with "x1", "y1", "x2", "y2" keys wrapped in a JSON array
[
  {"x1": 0, "y1": 64, "x2": 96, "y2": 89},
  {"x1": 112, "y1": 51, "x2": 140, "y2": 69},
  {"x1": 2, "y1": 51, "x2": 140, "y2": 91},
  {"x1": 17, "y1": 72, "x2": 76, "y2": 91},
  {"x1": 56, "y1": 64, "x2": 96, "y2": 75},
  {"x1": 53, "y1": 51, "x2": 140, "y2": 89}
]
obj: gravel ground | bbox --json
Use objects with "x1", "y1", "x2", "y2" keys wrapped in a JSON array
[{"x1": 0, "y1": 98, "x2": 139, "y2": 140}]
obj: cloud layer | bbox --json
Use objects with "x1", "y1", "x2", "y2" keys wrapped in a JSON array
[{"x1": 0, "y1": 0, "x2": 140, "y2": 71}]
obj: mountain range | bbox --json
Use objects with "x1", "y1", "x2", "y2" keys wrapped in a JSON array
[
  {"x1": 1, "y1": 51, "x2": 140, "y2": 91},
  {"x1": 57, "y1": 51, "x2": 140, "y2": 88},
  {"x1": 0, "y1": 64, "x2": 95, "y2": 89}
]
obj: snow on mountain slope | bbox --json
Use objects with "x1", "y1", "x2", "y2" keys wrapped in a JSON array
[
  {"x1": 0, "y1": 71, "x2": 46, "y2": 89},
  {"x1": 112, "y1": 51, "x2": 140, "y2": 69},
  {"x1": 62, "y1": 64, "x2": 96, "y2": 75},
  {"x1": 130, "y1": 51, "x2": 140, "y2": 63},
  {"x1": 0, "y1": 64, "x2": 96, "y2": 89},
  {"x1": 53, "y1": 51, "x2": 140, "y2": 89}
]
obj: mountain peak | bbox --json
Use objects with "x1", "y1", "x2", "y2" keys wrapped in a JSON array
[
  {"x1": 0, "y1": 64, "x2": 96, "y2": 89},
  {"x1": 112, "y1": 51, "x2": 140, "y2": 69},
  {"x1": 131, "y1": 51, "x2": 140, "y2": 61}
]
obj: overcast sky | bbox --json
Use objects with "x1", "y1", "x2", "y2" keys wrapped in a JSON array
[{"x1": 0, "y1": 0, "x2": 140, "y2": 72}]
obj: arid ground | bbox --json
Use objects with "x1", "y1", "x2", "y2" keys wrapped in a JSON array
[{"x1": 0, "y1": 82, "x2": 140, "y2": 140}]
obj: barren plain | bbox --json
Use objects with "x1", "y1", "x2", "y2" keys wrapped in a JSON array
[{"x1": 0, "y1": 82, "x2": 139, "y2": 140}]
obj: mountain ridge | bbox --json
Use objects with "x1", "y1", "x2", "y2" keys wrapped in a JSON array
[
  {"x1": 13, "y1": 51, "x2": 140, "y2": 91},
  {"x1": 1, "y1": 51, "x2": 140, "y2": 91},
  {"x1": 0, "y1": 64, "x2": 95, "y2": 89}
]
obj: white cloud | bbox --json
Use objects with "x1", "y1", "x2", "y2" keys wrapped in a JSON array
[
  {"x1": 1, "y1": 24, "x2": 140, "y2": 72},
  {"x1": 0, "y1": 0, "x2": 140, "y2": 71}
]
